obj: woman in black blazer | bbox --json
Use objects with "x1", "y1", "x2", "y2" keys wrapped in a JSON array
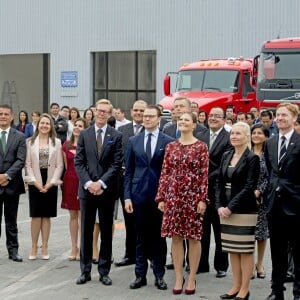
[{"x1": 215, "y1": 122, "x2": 260, "y2": 300}]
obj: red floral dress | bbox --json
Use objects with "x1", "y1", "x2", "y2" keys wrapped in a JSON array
[{"x1": 155, "y1": 140, "x2": 209, "y2": 240}]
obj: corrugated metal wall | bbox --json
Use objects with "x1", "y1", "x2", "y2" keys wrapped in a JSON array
[{"x1": 1, "y1": 0, "x2": 300, "y2": 107}]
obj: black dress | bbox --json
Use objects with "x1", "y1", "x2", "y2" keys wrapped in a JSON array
[
  {"x1": 220, "y1": 165, "x2": 257, "y2": 254},
  {"x1": 28, "y1": 148, "x2": 58, "y2": 218}
]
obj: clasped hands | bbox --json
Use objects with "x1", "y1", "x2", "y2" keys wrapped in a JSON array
[
  {"x1": 34, "y1": 182, "x2": 54, "y2": 193},
  {"x1": 0, "y1": 174, "x2": 9, "y2": 186},
  {"x1": 87, "y1": 181, "x2": 104, "y2": 196}
]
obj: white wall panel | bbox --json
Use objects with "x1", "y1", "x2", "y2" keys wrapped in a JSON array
[{"x1": 1, "y1": 0, "x2": 300, "y2": 106}]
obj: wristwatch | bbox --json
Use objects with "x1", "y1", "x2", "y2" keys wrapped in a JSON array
[{"x1": 4, "y1": 173, "x2": 11, "y2": 181}]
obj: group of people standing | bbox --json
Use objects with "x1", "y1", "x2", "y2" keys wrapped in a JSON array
[{"x1": 0, "y1": 98, "x2": 299, "y2": 300}]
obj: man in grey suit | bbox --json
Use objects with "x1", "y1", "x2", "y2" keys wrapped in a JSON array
[
  {"x1": 163, "y1": 97, "x2": 208, "y2": 138},
  {"x1": 0, "y1": 104, "x2": 26, "y2": 262},
  {"x1": 75, "y1": 100, "x2": 123, "y2": 286},
  {"x1": 115, "y1": 100, "x2": 147, "y2": 267},
  {"x1": 196, "y1": 107, "x2": 232, "y2": 278}
]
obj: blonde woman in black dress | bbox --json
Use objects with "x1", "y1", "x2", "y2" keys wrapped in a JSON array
[{"x1": 215, "y1": 122, "x2": 260, "y2": 300}]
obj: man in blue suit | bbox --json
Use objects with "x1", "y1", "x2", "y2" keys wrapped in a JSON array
[{"x1": 124, "y1": 105, "x2": 174, "y2": 290}]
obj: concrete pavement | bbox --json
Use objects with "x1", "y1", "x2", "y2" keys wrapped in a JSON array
[{"x1": 0, "y1": 192, "x2": 294, "y2": 300}]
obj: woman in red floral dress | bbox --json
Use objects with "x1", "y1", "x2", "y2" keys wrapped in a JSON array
[{"x1": 156, "y1": 112, "x2": 209, "y2": 295}]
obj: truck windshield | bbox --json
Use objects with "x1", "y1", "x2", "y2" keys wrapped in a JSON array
[
  {"x1": 258, "y1": 52, "x2": 300, "y2": 81},
  {"x1": 176, "y1": 70, "x2": 239, "y2": 92}
]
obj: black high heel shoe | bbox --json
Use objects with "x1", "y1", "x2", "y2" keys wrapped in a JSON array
[
  {"x1": 235, "y1": 291, "x2": 249, "y2": 300},
  {"x1": 256, "y1": 265, "x2": 266, "y2": 279},
  {"x1": 220, "y1": 291, "x2": 238, "y2": 299}
]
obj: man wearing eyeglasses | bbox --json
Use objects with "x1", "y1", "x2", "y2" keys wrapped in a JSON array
[
  {"x1": 75, "y1": 99, "x2": 123, "y2": 286},
  {"x1": 124, "y1": 105, "x2": 174, "y2": 290},
  {"x1": 196, "y1": 107, "x2": 232, "y2": 278}
]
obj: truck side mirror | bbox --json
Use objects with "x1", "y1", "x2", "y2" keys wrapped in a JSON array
[{"x1": 163, "y1": 74, "x2": 171, "y2": 96}]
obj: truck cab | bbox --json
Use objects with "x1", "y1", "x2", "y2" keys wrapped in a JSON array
[
  {"x1": 160, "y1": 57, "x2": 256, "y2": 115},
  {"x1": 256, "y1": 37, "x2": 300, "y2": 107}
]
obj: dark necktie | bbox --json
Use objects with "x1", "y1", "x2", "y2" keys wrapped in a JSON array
[
  {"x1": 97, "y1": 129, "x2": 102, "y2": 158},
  {"x1": 1, "y1": 131, "x2": 7, "y2": 152},
  {"x1": 134, "y1": 124, "x2": 141, "y2": 136},
  {"x1": 278, "y1": 136, "x2": 286, "y2": 166},
  {"x1": 146, "y1": 133, "x2": 152, "y2": 162}
]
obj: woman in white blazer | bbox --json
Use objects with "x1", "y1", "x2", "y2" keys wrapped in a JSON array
[{"x1": 25, "y1": 113, "x2": 64, "y2": 260}]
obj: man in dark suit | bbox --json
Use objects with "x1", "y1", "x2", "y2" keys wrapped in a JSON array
[
  {"x1": 264, "y1": 102, "x2": 300, "y2": 300},
  {"x1": 196, "y1": 107, "x2": 232, "y2": 278},
  {"x1": 163, "y1": 97, "x2": 208, "y2": 138},
  {"x1": 49, "y1": 102, "x2": 68, "y2": 144},
  {"x1": 0, "y1": 104, "x2": 26, "y2": 262},
  {"x1": 124, "y1": 105, "x2": 174, "y2": 290},
  {"x1": 115, "y1": 99, "x2": 147, "y2": 267},
  {"x1": 74, "y1": 100, "x2": 123, "y2": 286}
]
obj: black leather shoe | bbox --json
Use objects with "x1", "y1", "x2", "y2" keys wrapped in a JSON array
[
  {"x1": 284, "y1": 273, "x2": 295, "y2": 282},
  {"x1": 76, "y1": 273, "x2": 91, "y2": 284},
  {"x1": 155, "y1": 277, "x2": 167, "y2": 290},
  {"x1": 265, "y1": 291, "x2": 284, "y2": 300},
  {"x1": 114, "y1": 257, "x2": 135, "y2": 267},
  {"x1": 99, "y1": 274, "x2": 112, "y2": 286},
  {"x1": 216, "y1": 270, "x2": 227, "y2": 278},
  {"x1": 220, "y1": 291, "x2": 238, "y2": 299},
  {"x1": 130, "y1": 277, "x2": 147, "y2": 289},
  {"x1": 9, "y1": 253, "x2": 23, "y2": 262},
  {"x1": 165, "y1": 263, "x2": 174, "y2": 270}
]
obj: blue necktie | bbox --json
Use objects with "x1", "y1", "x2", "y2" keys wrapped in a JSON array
[{"x1": 146, "y1": 133, "x2": 152, "y2": 162}]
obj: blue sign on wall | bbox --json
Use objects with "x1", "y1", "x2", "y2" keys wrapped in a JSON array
[{"x1": 61, "y1": 71, "x2": 78, "y2": 87}]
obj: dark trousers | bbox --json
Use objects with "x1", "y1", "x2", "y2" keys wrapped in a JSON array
[
  {"x1": 199, "y1": 202, "x2": 228, "y2": 272},
  {"x1": 133, "y1": 200, "x2": 167, "y2": 279},
  {"x1": 80, "y1": 194, "x2": 115, "y2": 276},
  {"x1": 0, "y1": 192, "x2": 20, "y2": 255},
  {"x1": 267, "y1": 202, "x2": 300, "y2": 297},
  {"x1": 119, "y1": 174, "x2": 136, "y2": 260}
]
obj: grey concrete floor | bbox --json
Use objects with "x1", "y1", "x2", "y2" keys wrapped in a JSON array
[{"x1": 0, "y1": 191, "x2": 294, "y2": 300}]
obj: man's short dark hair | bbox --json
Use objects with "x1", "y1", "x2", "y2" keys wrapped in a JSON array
[
  {"x1": 260, "y1": 110, "x2": 272, "y2": 119},
  {"x1": 50, "y1": 102, "x2": 60, "y2": 109}
]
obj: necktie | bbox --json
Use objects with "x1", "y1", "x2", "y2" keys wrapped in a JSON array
[
  {"x1": 1, "y1": 131, "x2": 7, "y2": 152},
  {"x1": 97, "y1": 129, "x2": 102, "y2": 158},
  {"x1": 146, "y1": 133, "x2": 152, "y2": 162},
  {"x1": 278, "y1": 136, "x2": 286, "y2": 166},
  {"x1": 209, "y1": 133, "x2": 217, "y2": 149},
  {"x1": 134, "y1": 124, "x2": 141, "y2": 136}
]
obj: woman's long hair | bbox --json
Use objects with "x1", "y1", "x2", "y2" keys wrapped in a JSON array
[
  {"x1": 30, "y1": 113, "x2": 57, "y2": 146},
  {"x1": 65, "y1": 117, "x2": 89, "y2": 150}
]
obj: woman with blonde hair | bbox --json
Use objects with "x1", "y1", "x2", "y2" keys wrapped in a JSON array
[
  {"x1": 216, "y1": 122, "x2": 260, "y2": 300},
  {"x1": 25, "y1": 113, "x2": 64, "y2": 260}
]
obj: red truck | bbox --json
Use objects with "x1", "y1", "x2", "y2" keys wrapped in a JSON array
[
  {"x1": 160, "y1": 57, "x2": 257, "y2": 115},
  {"x1": 255, "y1": 37, "x2": 300, "y2": 107}
]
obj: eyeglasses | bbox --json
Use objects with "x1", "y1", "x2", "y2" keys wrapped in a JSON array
[
  {"x1": 95, "y1": 109, "x2": 110, "y2": 114},
  {"x1": 208, "y1": 114, "x2": 223, "y2": 119},
  {"x1": 133, "y1": 109, "x2": 145, "y2": 113},
  {"x1": 143, "y1": 115, "x2": 157, "y2": 119}
]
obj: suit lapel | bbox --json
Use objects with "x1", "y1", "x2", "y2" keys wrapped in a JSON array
[
  {"x1": 280, "y1": 132, "x2": 297, "y2": 166},
  {"x1": 99, "y1": 126, "x2": 113, "y2": 160},
  {"x1": 153, "y1": 132, "x2": 163, "y2": 158},
  {"x1": 232, "y1": 149, "x2": 248, "y2": 176},
  {"x1": 87, "y1": 126, "x2": 98, "y2": 158},
  {"x1": 210, "y1": 129, "x2": 225, "y2": 153},
  {"x1": 4, "y1": 129, "x2": 15, "y2": 156},
  {"x1": 222, "y1": 150, "x2": 233, "y2": 176}
]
